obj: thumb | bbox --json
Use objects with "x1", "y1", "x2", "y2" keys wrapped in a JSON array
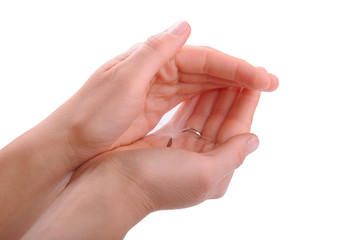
[
  {"x1": 206, "y1": 133, "x2": 259, "y2": 176},
  {"x1": 122, "y1": 21, "x2": 190, "y2": 83}
]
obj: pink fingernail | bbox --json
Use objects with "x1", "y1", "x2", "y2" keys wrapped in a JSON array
[
  {"x1": 246, "y1": 136, "x2": 259, "y2": 155},
  {"x1": 255, "y1": 71, "x2": 272, "y2": 91},
  {"x1": 167, "y1": 20, "x2": 188, "y2": 36}
]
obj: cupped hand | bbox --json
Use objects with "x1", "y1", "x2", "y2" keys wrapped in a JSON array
[
  {"x1": 23, "y1": 87, "x2": 261, "y2": 239},
  {"x1": 112, "y1": 86, "x2": 261, "y2": 208},
  {"x1": 0, "y1": 21, "x2": 279, "y2": 238},
  {"x1": 62, "y1": 21, "x2": 278, "y2": 163}
]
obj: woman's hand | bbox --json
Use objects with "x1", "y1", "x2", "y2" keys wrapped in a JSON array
[
  {"x1": 0, "y1": 21, "x2": 278, "y2": 238},
  {"x1": 23, "y1": 87, "x2": 261, "y2": 239},
  {"x1": 62, "y1": 21, "x2": 278, "y2": 164},
  {"x1": 2, "y1": 20, "x2": 277, "y2": 192}
]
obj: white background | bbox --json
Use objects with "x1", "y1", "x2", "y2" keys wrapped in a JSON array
[{"x1": 1, "y1": 0, "x2": 340, "y2": 239}]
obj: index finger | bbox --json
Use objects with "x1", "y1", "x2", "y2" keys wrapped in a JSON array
[{"x1": 175, "y1": 46, "x2": 279, "y2": 91}]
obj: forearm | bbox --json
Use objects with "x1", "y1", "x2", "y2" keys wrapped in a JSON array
[
  {"x1": 23, "y1": 195, "x2": 144, "y2": 240},
  {"x1": 0, "y1": 87, "x2": 131, "y2": 237},
  {"x1": 0, "y1": 111, "x2": 77, "y2": 237},
  {"x1": 22, "y1": 158, "x2": 150, "y2": 240}
]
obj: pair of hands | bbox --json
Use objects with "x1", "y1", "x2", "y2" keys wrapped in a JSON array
[{"x1": 0, "y1": 21, "x2": 278, "y2": 239}]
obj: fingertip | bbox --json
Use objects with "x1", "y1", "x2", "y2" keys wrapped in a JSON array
[
  {"x1": 266, "y1": 73, "x2": 279, "y2": 91},
  {"x1": 246, "y1": 134, "x2": 259, "y2": 156},
  {"x1": 253, "y1": 67, "x2": 279, "y2": 91},
  {"x1": 166, "y1": 20, "x2": 191, "y2": 39},
  {"x1": 254, "y1": 70, "x2": 272, "y2": 90}
]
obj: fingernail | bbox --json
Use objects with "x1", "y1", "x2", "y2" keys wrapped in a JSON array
[
  {"x1": 255, "y1": 71, "x2": 272, "y2": 91},
  {"x1": 167, "y1": 20, "x2": 188, "y2": 36},
  {"x1": 246, "y1": 136, "x2": 259, "y2": 155}
]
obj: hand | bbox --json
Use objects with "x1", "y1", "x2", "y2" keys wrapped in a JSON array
[
  {"x1": 0, "y1": 21, "x2": 278, "y2": 238},
  {"x1": 4, "y1": 20, "x2": 276, "y2": 205},
  {"x1": 61, "y1": 21, "x2": 278, "y2": 163},
  {"x1": 113, "y1": 86, "x2": 261, "y2": 209},
  {"x1": 23, "y1": 87, "x2": 261, "y2": 239}
]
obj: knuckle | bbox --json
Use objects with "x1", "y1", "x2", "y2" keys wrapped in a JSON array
[
  {"x1": 130, "y1": 42, "x2": 144, "y2": 51},
  {"x1": 144, "y1": 33, "x2": 165, "y2": 53}
]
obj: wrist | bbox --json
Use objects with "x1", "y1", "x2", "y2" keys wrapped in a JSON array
[
  {"x1": 82, "y1": 153, "x2": 154, "y2": 238},
  {"x1": 23, "y1": 154, "x2": 152, "y2": 240},
  {"x1": 25, "y1": 103, "x2": 104, "y2": 170},
  {"x1": 23, "y1": 118, "x2": 79, "y2": 172},
  {"x1": 0, "y1": 111, "x2": 81, "y2": 188},
  {"x1": 102, "y1": 155, "x2": 153, "y2": 237},
  {"x1": 0, "y1": 118, "x2": 76, "y2": 237}
]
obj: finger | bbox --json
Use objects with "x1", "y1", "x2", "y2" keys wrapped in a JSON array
[
  {"x1": 177, "y1": 73, "x2": 244, "y2": 99},
  {"x1": 267, "y1": 72, "x2": 279, "y2": 91},
  {"x1": 171, "y1": 90, "x2": 219, "y2": 151},
  {"x1": 156, "y1": 90, "x2": 219, "y2": 151},
  {"x1": 254, "y1": 66, "x2": 278, "y2": 91},
  {"x1": 178, "y1": 82, "x2": 227, "y2": 99},
  {"x1": 206, "y1": 133, "x2": 259, "y2": 176},
  {"x1": 201, "y1": 87, "x2": 240, "y2": 146},
  {"x1": 185, "y1": 90, "x2": 219, "y2": 134},
  {"x1": 119, "y1": 21, "x2": 191, "y2": 85},
  {"x1": 178, "y1": 72, "x2": 250, "y2": 88},
  {"x1": 217, "y1": 89, "x2": 261, "y2": 144},
  {"x1": 175, "y1": 46, "x2": 278, "y2": 91},
  {"x1": 158, "y1": 95, "x2": 201, "y2": 136},
  {"x1": 177, "y1": 66, "x2": 274, "y2": 105}
]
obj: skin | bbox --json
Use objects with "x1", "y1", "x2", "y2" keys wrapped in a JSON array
[
  {"x1": 0, "y1": 21, "x2": 278, "y2": 239},
  {"x1": 23, "y1": 87, "x2": 261, "y2": 240}
]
